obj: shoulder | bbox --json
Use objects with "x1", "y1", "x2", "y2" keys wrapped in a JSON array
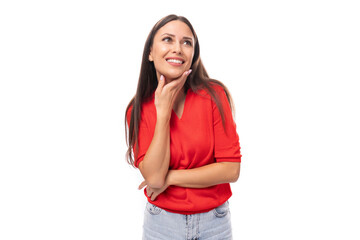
[
  {"x1": 126, "y1": 101, "x2": 134, "y2": 125},
  {"x1": 194, "y1": 81, "x2": 228, "y2": 102},
  {"x1": 126, "y1": 93, "x2": 156, "y2": 124},
  {"x1": 141, "y1": 93, "x2": 156, "y2": 114}
]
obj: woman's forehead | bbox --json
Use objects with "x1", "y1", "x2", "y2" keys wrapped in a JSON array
[{"x1": 155, "y1": 20, "x2": 194, "y2": 39}]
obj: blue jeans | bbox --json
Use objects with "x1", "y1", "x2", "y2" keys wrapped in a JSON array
[{"x1": 143, "y1": 201, "x2": 232, "y2": 240}]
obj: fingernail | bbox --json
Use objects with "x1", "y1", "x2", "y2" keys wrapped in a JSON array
[
  {"x1": 188, "y1": 69, "x2": 192, "y2": 74},
  {"x1": 160, "y1": 75, "x2": 164, "y2": 81}
]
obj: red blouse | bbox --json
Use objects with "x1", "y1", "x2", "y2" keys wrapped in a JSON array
[{"x1": 127, "y1": 84, "x2": 241, "y2": 214}]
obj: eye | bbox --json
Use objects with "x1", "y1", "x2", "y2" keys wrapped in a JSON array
[
  {"x1": 183, "y1": 40, "x2": 192, "y2": 46},
  {"x1": 162, "y1": 37, "x2": 172, "y2": 42}
]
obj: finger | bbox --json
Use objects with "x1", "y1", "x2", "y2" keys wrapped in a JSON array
[
  {"x1": 138, "y1": 181, "x2": 147, "y2": 190},
  {"x1": 177, "y1": 69, "x2": 192, "y2": 88},
  {"x1": 166, "y1": 69, "x2": 192, "y2": 89},
  {"x1": 181, "y1": 69, "x2": 192, "y2": 79},
  {"x1": 151, "y1": 192, "x2": 158, "y2": 201},
  {"x1": 173, "y1": 69, "x2": 191, "y2": 87},
  {"x1": 146, "y1": 186, "x2": 153, "y2": 197},
  {"x1": 148, "y1": 191, "x2": 153, "y2": 198},
  {"x1": 181, "y1": 69, "x2": 192, "y2": 82},
  {"x1": 155, "y1": 75, "x2": 165, "y2": 94}
]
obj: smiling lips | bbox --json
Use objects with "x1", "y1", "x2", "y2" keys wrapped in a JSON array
[{"x1": 166, "y1": 57, "x2": 184, "y2": 66}]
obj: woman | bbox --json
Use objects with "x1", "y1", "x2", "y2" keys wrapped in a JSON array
[{"x1": 125, "y1": 14, "x2": 241, "y2": 239}]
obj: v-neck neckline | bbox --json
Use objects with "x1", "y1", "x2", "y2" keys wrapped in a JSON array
[{"x1": 172, "y1": 89, "x2": 190, "y2": 121}]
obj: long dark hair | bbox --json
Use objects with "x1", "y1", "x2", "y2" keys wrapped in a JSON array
[{"x1": 125, "y1": 14, "x2": 234, "y2": 167}]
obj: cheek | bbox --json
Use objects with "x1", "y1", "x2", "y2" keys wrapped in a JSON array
[
  {"x1": 153, "y1": 45, "x2": 169, "y2": 58},
  {"x1": 185, "y1": 51, "x2": 195, "y2": 66}
]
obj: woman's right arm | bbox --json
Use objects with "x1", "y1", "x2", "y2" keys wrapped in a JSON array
[
  {"x1": 138, "y1": 112, "x2": 170, "y2": 189},
  {"x1": 138, "y1": 70, "x2": 191, "y2": 189}
]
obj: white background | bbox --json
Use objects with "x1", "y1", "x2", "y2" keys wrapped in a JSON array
[{"x1": 1, "y1": 0, "x2": 359, "y2": 239}]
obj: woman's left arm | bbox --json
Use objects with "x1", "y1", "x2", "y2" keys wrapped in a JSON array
[
  {"x1": 167, "y1": 162, "x2": 240, "y2": 188},
  {"x1": 140, "y1": 162, "x2": 240, "y2": 201}
]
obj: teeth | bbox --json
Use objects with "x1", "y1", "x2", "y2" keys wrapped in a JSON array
[{"x1": 167, "y1": 59, "x2": 183, "y2": 64}]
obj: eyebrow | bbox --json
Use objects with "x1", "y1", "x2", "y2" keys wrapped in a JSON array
[{"x1": 161, "y1": 33, "x2": 193, "y2": 41}]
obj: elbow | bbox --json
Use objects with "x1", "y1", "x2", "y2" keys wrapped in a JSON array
[
  {"x1": 219, "y1": 162, "x2": 241, "y2": 183},
  {"x1": 146, "y1": 177, "x2": 165, "y2": 189},
  {"x1": 232, "y1": 170, "x2": 240, "y2": 182},
  {"x1": 139, "y1": 161, "x2": 167, "y2": 188},
  {"x1": 230, "y1": 164, "x2": 240, "y2": 183},
  {"x1": 145, "y1": 179, "x2": 165, "y2": 188}
]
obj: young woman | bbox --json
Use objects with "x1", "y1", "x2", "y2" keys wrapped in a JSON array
[{"x1": 125, "y1": 14, "x2": 241, "y2": 239}]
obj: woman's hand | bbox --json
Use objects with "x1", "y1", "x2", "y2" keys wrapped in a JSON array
[
  {"x1": 154, "y1": 69, "x2": 192, "y2": 120},
  {"x1": 138, "y1": 180, "x2": 169, "y2": 201}
]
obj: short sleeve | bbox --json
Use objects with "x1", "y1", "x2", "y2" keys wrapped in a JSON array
[
  {"x1": 212, "y1": 86, "x2": 242, "y2": 163},
  {"x1": 126, "y1": 104, "x2": 154, "y2": 168}
]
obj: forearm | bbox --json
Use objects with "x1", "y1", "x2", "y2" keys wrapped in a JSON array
[
  {"x1": 139, "y1": 72, "x2": 191, "y2": 188},
  {"x1": 166, "y1": 162, "x2": 240, "y2": 188},
  {"x1": 139, "y1": 117, "x2": 170, "y2": 188}
]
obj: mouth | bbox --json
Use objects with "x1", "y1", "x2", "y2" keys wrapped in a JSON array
[{"x1": 166, "y1": 58, "x2": 185, "y2": 66}]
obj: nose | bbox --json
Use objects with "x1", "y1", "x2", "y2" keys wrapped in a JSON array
[{"x1": 172, "y1": 41, "x2": 182, "y2": 54}]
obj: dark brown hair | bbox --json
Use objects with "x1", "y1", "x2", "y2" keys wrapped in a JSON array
[{"x1": 125, "y1": 14, "x2": 234, "y2": 167}]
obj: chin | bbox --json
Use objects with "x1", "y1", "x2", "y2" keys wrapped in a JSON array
[
  {"x1": 165, "y1": 74, "x2": 181, "y2": 81},
  {"x1": 163, "y1": 70, "x2": 186, "y2": 80}
]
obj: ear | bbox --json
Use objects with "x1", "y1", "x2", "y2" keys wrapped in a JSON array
[{"x1": 148, "y1": 51, "x2": 153, "y2": 62}]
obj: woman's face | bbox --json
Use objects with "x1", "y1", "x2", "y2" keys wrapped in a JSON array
[{"x1": 149, "y1": 20, "x2": 195, "y2": 81}]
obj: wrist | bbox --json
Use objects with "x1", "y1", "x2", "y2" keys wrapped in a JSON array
[
  {"x1": 156, "y1": 113, "x2": 171, "y2": 125},
  {"x1": 166, "y1": 170, "x2": 175, "y2": 186}
]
